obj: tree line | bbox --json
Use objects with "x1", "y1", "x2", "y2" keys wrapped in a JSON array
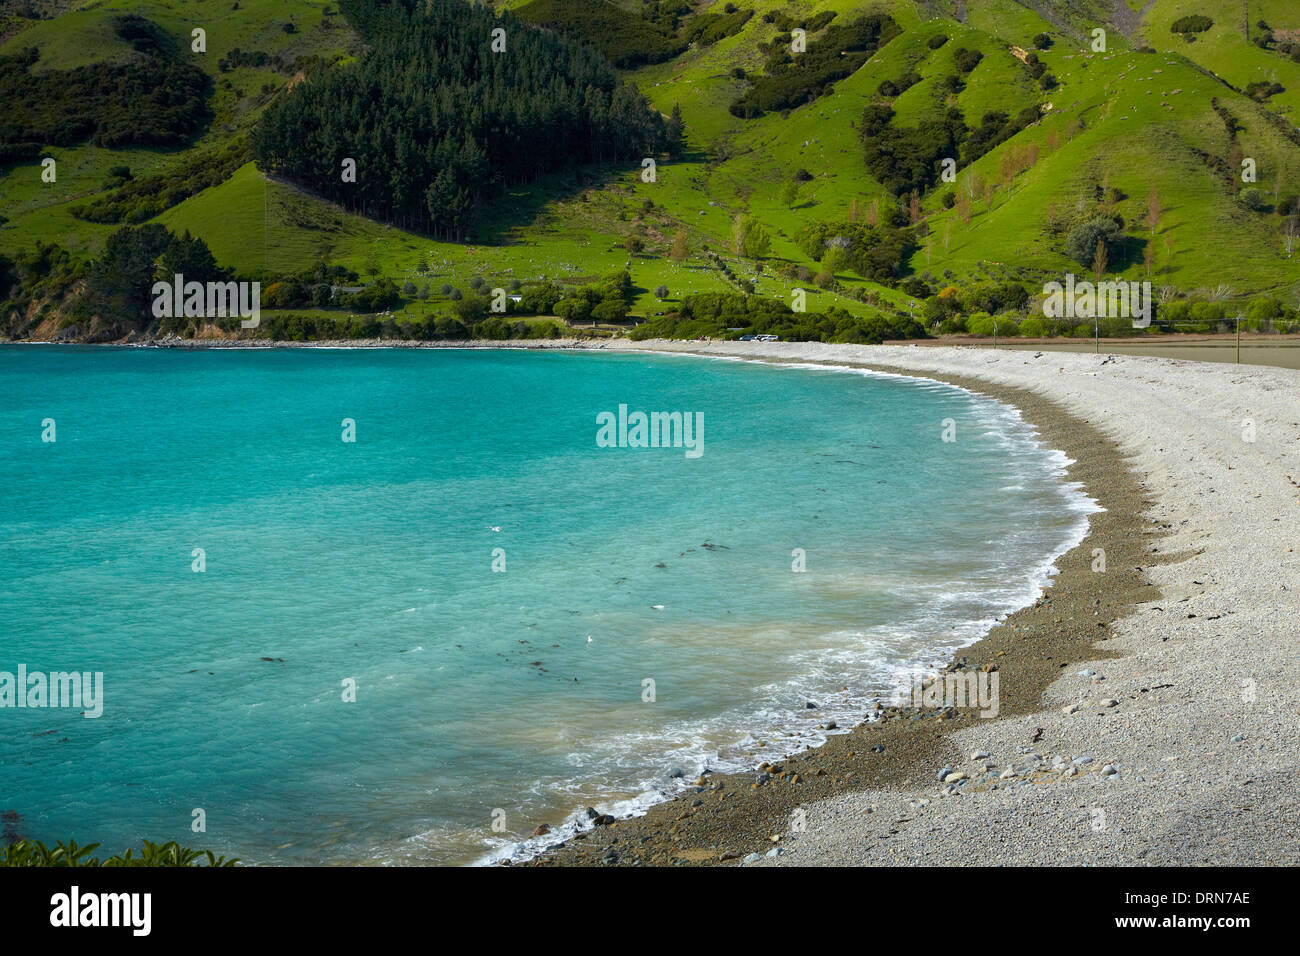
[{"x1": 252, "y1": 0, "x2": 673, "y2": 240}]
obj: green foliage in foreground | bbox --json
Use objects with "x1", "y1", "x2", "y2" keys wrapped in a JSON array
[{"x1": 1, "y1": 839, "x2": 238, "y2": 867}]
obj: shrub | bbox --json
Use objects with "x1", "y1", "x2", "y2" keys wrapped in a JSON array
[
  {"x1": 861, "y1": 104, "x2": 967, "y2": 195},
  {"x1": 1245, "y1": 81, "x2": 1284, "y2": 102},
  {"x1": 592, "y1": 299, "x2": 629, "y2": 323},
  {"x1": 1247, "y1": 297, "x2": 1282, "y2": 323},
  {"x1": 1032, "y1": 33, "x2": 1053, "y2": 50},
  {"x1": 451, "y1": 292, "x2": 490, "y2": 323},
  {"x1": 1239, "y1": 187, "x2": 1267, "y2": 211},
  {"x1": 964, "y1": 107, "x2": 1041, "y2": 163},
  {"x1": 1018, "y1": 316, "x2": 1048, "y2": 337},
  {"x1": 520, "y1": 282, "x2": 564, "y2": 314},
  {"x1": 554, "y1": 297, "x2": 591, "y2": 324},
  {"x1": 796, "y1": 220, "x2": 915, "y2": 283},
  {"x1": 1064, "y1": 216, "x2": 1124, "y2": 268},
  {"x1": 953, "y1": 48, "x2": 983, "y2": 74},
  {"x1": 1170, "y1": 15, "x2": 1213, "y2": 34},
  {"x1": 1, "y1": 839, "x2": 237, "y2": 867}
]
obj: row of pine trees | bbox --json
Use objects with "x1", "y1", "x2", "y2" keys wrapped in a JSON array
[{"x1": 252, "y1": 0, "x2": 672, "y2": 239}]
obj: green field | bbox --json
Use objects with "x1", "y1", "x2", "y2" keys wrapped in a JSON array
[{"x1": 4, "y1": 0, "x2": 1300, "y2": 339}]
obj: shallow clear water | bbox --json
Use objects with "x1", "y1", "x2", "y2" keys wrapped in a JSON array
[{"x1": 0, "y1": 346, "x2": 1093, "y2": 865}]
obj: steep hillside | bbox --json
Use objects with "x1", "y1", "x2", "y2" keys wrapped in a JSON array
[{"x1": 3, "y1": 0, "x2": 1300, "y2": 342}]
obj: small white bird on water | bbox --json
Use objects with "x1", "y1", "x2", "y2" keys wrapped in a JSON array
[
  {"x1": 488, "y1": 526, "x2": 501, "y2": 532},
  {"x1": 651, "y1": 605, "x2": 665, "y2": 610},
  {"x1": 587, "y1": 635, "x2": 593, "y2": 644}
]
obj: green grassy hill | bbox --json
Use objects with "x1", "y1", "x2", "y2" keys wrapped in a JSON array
[{"x1": 4, "y1": 0, "x2": 1300, "y2": 341}]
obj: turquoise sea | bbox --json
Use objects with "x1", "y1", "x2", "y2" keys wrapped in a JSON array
[{"x1": 0, "y1": 346, "x2": 1094, "y2": 865}]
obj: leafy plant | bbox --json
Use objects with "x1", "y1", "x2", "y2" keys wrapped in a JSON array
[{"x1": 1, "y1": 839, "x2": 238, "y2": 867}]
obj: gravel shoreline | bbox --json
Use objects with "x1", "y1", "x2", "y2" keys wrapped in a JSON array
[{"x1": 533, "y1": 340, "x2": 1296, "y2": 867}]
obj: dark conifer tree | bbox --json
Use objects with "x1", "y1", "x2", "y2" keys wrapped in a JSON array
[{"x1": 252, "y1": 0, "x2": 668, "y2": 239}]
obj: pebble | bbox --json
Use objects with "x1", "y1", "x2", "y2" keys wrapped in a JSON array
[
  {"x1": 1062, "y1": 703, "x2": 1081, "y2": 714},
  {"x1": 937, "y1": 765, "x2": 954, "y2": 781},
  {"x1": 1099, "y1": 699, "x2": 1119, "y2": 707},
  {"x1": 944, "y1": 771, "x2": 967, "y2": 783},
  {"x1": 766, "y1": 847, "x2": 784, "y2": 858},
  {"x1": 1231, "y1": 735, "x2": 1245, "y2": 743},
  {"x1": 1101, "y1": 765, "x2": 1117, "y2": 776},
  {"x1": 970, "y1": 750, "x2": 990, "y2": 760},
  {"x1": 742, "y1": 853, "x2": 761, "y2": 864}
]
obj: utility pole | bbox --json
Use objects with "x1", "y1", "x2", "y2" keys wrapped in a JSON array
[{"x1": 1236, "y1": 313, "x2": 1242, "y2": 364}]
